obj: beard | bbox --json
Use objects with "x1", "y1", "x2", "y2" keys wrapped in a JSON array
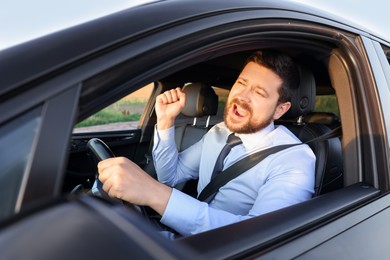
[{"x1": 224, "y1": 97, "x2": 274, "y2": 134}]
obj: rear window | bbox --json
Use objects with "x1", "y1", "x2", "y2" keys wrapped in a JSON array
[{"x1": 314, "y1": 94, "x2": 340, "y2": 116}]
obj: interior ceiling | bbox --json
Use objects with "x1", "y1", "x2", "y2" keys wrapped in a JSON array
[{"x1": 163, "y1": 49, "x2": 333, "y2": 94}]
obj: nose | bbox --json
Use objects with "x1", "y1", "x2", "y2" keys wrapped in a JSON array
[{"x1": 236, "y1": 85, "x2": 252, "y2": 102}]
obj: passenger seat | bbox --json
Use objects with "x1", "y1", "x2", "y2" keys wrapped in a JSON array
[{"x1": 277, "y1": 66, "x2": 344, "y2": 196}]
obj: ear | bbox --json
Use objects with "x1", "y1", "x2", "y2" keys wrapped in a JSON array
[{"x1": 273, "y1": 101, "x2": 291, "y2": 120}]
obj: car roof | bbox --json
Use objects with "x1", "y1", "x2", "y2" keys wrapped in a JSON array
[{"x1": 0, "y1": 0, "x2": 385, "y2": 102}]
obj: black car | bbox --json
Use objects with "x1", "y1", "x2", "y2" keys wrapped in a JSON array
[{"x1": 1, "y1": 0, "x2": 390, "y2": 259}]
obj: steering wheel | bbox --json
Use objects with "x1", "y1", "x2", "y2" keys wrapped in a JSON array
[
  {"x1": 86, "y1": 138, "x2": 164, "y2": 228},
  {"x1": 86, "y1": 138, "x2": 123, "y2": 203}
]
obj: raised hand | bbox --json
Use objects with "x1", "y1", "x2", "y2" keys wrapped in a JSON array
[{"x1": 155, "y1": 87, "x2": 186, "y2": 130}]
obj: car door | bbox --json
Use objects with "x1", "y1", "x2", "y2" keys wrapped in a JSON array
[{"x1": 0, "y1": 82, "x2": 80, "y2": 218}]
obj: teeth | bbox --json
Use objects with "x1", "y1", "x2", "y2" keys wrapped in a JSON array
[{"x1": 235, "y1": 105, "x2": 246, "y2": 116}]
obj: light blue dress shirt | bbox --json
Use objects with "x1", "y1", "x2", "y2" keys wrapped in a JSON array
[{"x1": 152, "y1": 122, "x2": 315, "y2": 236}]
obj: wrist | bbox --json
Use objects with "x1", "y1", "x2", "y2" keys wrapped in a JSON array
[
  {"x1": 157, "y1": 117, "x2": 175, "y2": 130},
  {"x1": 148, "y1": 183, "x2": 172, "y2": 216}
]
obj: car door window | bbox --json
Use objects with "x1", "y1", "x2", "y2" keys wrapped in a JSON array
[
  {"x1": 0, "y1": 108, "x2": 41, "y2": 221},
  {"x1": 73, "y1": 84, "x2": 153, "y2": 133}
]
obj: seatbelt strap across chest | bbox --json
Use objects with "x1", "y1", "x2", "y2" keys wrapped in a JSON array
[{"x1": 197, "y1": 126, "x2": 341, "y2": 202}]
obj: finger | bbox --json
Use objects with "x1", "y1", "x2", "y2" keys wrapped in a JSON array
[
  {"x1": 97, "y1": 158, "x2": 120, "y2": 184},
  {"x1": 97, "y1": 158, "x2": 115, "y2": 173},
  {"x1": 98, "y1": 167, "x2": 110, "y2": 183},
  {"x1": 164, "y1": 91, "x2": 173, "y2": 103},
  {"x1": 176, "y1": 87, "x2": 183, "y2": 94},
  {"x1": 156, "y1": 93, "x2": 168, "y2": 105},
  {"x1": 170, "y1": 89, "x2": 179, "y2": 102},
  {"x1": 102, "y1": 176, "x2": 114, "y2": 195},
  {"x1": 176, "y1": 88, "x2": 186, "y2": 106}
]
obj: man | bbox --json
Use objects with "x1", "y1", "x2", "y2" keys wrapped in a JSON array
[{"x1": 98, "y1": 50, "x2": 315, "y2": 236}]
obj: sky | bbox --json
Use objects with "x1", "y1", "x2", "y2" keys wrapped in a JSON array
[
  {"x1": 1, "y1": 0, "x2": 389, "y2": 51},
  {"x1": 296, "y1": 0, "x2": 390, "y2": 41},
  {"x1": 0, "y1": 0, "x2": 154, "y2": 50}
]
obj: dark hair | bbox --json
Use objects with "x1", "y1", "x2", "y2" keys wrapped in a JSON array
[{"x1": 246, "y1": 50, "x2": 299, "y2": 103}]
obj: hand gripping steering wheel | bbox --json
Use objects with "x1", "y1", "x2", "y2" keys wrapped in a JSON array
[
  {"x1": 87, "y1": 138, "x2": 122, "y2": 203},
  {"x1": 86, "y1": 138, "x2": 174, "y2": 232}
]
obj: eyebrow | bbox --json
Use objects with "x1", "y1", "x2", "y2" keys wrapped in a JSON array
[
  {"x1": 237, "y1": 77, "x2": 248, "y2": 83},
  {"x1": 238, "y1": 77, "x2": 269, "y2": 96},
  {"x1": 255, "y1": 85, "x2": 269, "y2": 97}
]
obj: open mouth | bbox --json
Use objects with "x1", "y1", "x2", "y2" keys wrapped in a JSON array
[{"x1": 233, "y1": 103, "x2": 247, "y2": 117}]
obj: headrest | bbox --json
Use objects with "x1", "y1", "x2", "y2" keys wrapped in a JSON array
[
  {"x1": 282, "y1": 65, "x2": 316, "y2": 119},
  {"x1": 181, "y1": 83, "x2": 218, "y2": 117}
]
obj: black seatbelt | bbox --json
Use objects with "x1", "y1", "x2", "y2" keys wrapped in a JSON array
[{"x1": 197, "y1": 126, "x2": 341, "y2": 202}]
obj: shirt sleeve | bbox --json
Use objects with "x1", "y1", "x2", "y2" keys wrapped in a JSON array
[
  {"x1": 161, "y1": 189, "x2": 252, "y2": 236},
  {"x1": 152, "y1": 126, "x2": 202, "y2": 186}
]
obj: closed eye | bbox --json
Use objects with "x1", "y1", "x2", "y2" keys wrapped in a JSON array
[
  {"x1": 255, "y1": 87, "x2": 267, "y2": 97},
  {"x1": 237, "y1": 79, "x2": 246, "y2": 85}
]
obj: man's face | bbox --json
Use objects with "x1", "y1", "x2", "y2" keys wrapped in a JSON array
[{"x1": 224, "y1": 62, "x2": 291, "y2": 134}]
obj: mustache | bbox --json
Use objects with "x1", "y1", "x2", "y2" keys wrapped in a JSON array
[{"x1": 228, "y1": 97, "x2": 252, "y2": 114}]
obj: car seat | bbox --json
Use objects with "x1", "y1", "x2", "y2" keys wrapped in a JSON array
[
  {"x1": 278, "y1": 66, "x2": 344, "y2": 196},
  {"x1": 143, "y1": 82, "x2": 218, "y2": 194},
  {"x1": 173, "y1": 82, "x2": 218, "y2": 151}
]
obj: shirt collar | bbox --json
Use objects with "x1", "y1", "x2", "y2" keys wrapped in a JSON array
[{"x1": 235, "y1": 122, "x2": 275, "y2": 151}]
